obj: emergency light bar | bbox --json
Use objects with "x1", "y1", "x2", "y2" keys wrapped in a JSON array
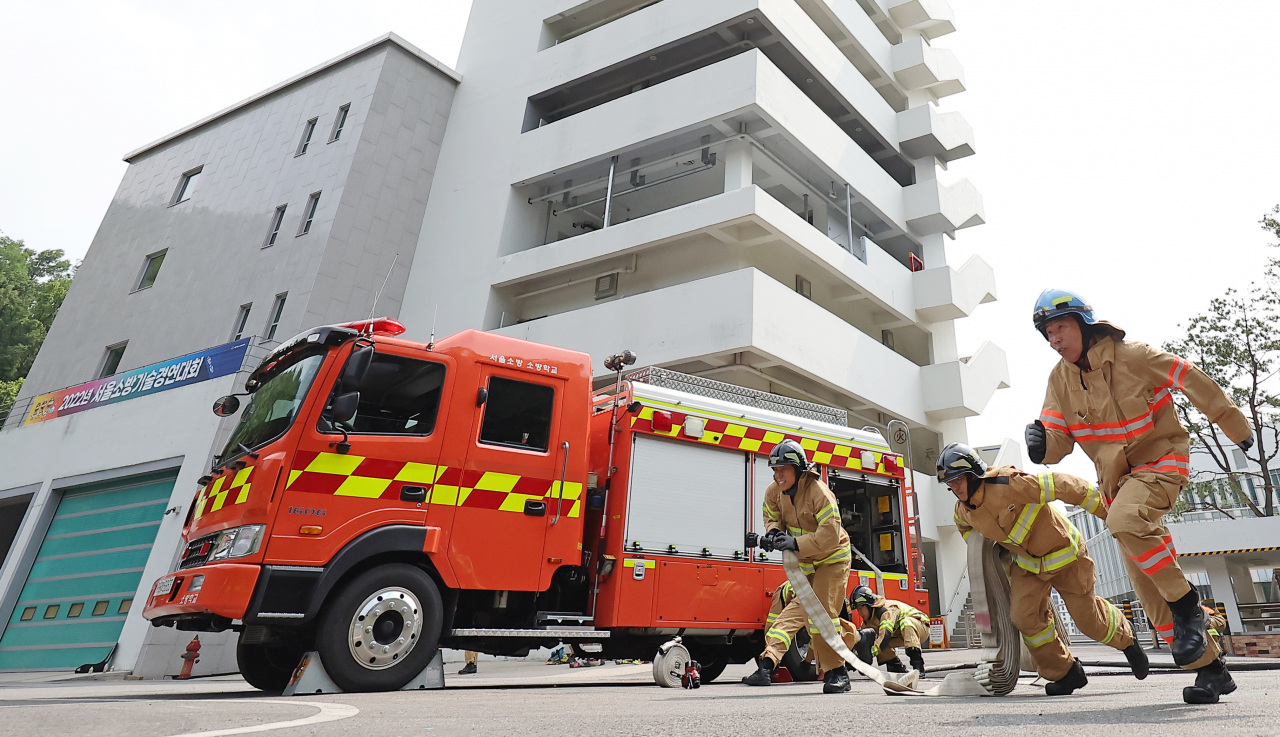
[{"x1": 336, "y1": 317, "x2": 407, "y2": 336}]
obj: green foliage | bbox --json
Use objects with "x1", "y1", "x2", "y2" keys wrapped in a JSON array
[{"x1": 0, "y1": 233, "x2": 74, "y2": 384}]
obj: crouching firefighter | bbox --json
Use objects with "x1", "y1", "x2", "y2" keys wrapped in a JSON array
[
  {"x1": 848, "y1": 586, "x2": 928, "y2": 674},
  {"x1": 940, "y1": 442, "x2": 1149, "y2": 695},
  {"x1": 743, "y1": 439, "x2": 855, "y2": 694},
  {"x1": 1026, "y1": 289, "x2": 1247, "y2": 703}
]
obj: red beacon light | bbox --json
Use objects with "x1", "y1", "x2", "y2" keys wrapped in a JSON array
[{"x1": 337, "y1": 317, "x2": 407, "y2": 336}]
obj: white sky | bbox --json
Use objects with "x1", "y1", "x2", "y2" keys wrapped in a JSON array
[{"x1": 3, "y1": 1, "x2": 1278, "y2": 480}]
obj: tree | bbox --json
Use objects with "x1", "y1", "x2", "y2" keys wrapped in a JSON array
[{"x1": 0, "y1": 232, "x2": 74, "y2": 416}]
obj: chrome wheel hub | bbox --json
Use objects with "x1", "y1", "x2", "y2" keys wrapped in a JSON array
[{"x1": 347, "y1": 587, "x2": 422, "y2": 670}]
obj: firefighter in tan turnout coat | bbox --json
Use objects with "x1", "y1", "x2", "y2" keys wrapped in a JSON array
[
  {"x1": 742, "y1": 439, "x2": 855, "y2": 694},
  {"x1": 940, "y1": 443, "x2": 1148, "y2": 694},
  {"x1": 1025, "y1": 289, "x2": 1251, "y2": 703}
]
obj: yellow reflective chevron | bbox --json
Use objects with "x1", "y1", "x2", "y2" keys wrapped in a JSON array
[
  {"x1": 763, "y1": 501, "x2": 780, "y2": 521},
  {"x1": 766, "y1": 626, "x2": 793, "y2": 650},
  {"x1": 1037, "y1": 473, "x2": 1057, "y2": 503},
  {"x1": 1102, "y1": 601, "x2": 1121, "y2": 645},
  {"x1": 1023, "y1": 620, "x2": 1058, "y2": 648},
  {"x1": 814, "y1": 546, "x2": 851, "y2": 567},
  {"x1": 1007, "y1": 502, "x2": 1043, "y2": 546},
  {"x1": 1012, "y1": 511, "x2": 1082, "y2": 574},
  {"x1": 815, "y1": 503, "x2": 838, "y2": 524},
  {"x1": 1081, "y1": 483, "x2": 1103, "y2": 515}
]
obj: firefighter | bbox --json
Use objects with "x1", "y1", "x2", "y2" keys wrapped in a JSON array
[
  {"x1": 1202, "y1": 599, "x2": 1229, "y2": 652},
  {"x1": 1025, "y1": 289, "x2": 1248, "y2": 703},
  {"x1": 742, "y1": 439, "x2": 855, "y2": 694},
  {"x1": 457, "y1": 651, "x2": 478, "y2": 675},
  {"x1": 751, "y1": 580, "x2": 868, "y2": 679},
  {"x1": 941, "y1": 442, "x2": 1150, "y2": 695},
  {"x1": 849, "y1": 586, "x2": 928, "y2": 674}
]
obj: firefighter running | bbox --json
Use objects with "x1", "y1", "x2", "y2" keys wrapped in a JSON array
[
  {"x1": 1025, "y1": 289, "x2": 1250, "y2": 704},
  {"x1": 939, "y1": 442, "x2": 1149, "y2": 694},
  {"x1": 848, "y1": 585, "x2": 928, "y2": 674},
  {"x1": 742, "y1": 439, "x2": 856, "y2": 694}
]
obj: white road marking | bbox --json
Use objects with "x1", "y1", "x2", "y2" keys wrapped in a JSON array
[{"x1": 163, "y1": 701, "x2": 359, "y2": 737}]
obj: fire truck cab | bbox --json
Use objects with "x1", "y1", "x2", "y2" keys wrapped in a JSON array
[{"x1": 143, "y1": 320, "x2": 925, "y2": 692}]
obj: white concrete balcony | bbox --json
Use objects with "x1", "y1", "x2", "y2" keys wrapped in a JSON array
[
  {"x1": 891, "y1": 37, "x2": 965, "y2": 100},
  {"x1": 792, "y1": 0, "x2": 905, "y2": 110},
  {"x1": 896, "y1": 104, "x2": 974, "y2": 163},
  {"x1": 885, "y1": 0, "x2": 956, "y2": 40},
  {"x1": 912, "y1": 255, "x2": 996, "y2": 322},
  {"x1": 496, "y1": 267, "x2": 944, "y2": 424},
  {"x1": 919, "y1": 342, "x2": 1010, "y2": 421},
  {"x1": 903, "y1": 177, "x2": 984, "y2": 236}
]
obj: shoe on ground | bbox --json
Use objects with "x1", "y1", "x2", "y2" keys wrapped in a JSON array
[
  {"x1": 742, "y1": 657, "x2": 773, "y2": 686},
  {"x1": 1183, "y1": 659, "x2": 1236, "y2": 704},
  {"x1": 1123, "y1": 643, "x2": 1149, "y2": 680},
  {"x1": 1045, "y1": 659, "x2": 1088, "y2": 696},
  {"x1": 885, "y1": 658, "x2": 909, "y2": 674},
  {"x1": 822, "y1": 665, "x2": 851, "y2": 694},
  {"x1": 457, "y1": 663, "x2": 477, "y2": 675},
  {"x1": 906, "y1": 647, "x2": 926, "y2": 673},
  {"x1": 1167, "y1": 589, "x2": 1209, "y2": 667}
]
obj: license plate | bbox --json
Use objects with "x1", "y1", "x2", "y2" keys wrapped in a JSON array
[{"x1": 154, "y1": 577, "x2": 176, "y2": 596}]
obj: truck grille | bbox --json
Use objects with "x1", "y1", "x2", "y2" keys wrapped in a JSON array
[{"x1": 180, "y1": 533, "x2": 218, "y2": 570}]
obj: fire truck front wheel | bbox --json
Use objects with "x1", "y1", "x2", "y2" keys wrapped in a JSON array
[{"x1": 316, "y1": 563, "x2": 444, "y2": 692}]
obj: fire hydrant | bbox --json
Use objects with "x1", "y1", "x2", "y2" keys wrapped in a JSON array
[{"x1": 177, "y1": 636, "x2": 201, "y2": 680}]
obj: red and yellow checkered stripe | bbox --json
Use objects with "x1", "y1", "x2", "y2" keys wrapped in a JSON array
[
  {"x1": 193, "y1": 465, "x2": 256, "y2": 520},
  {"x1": 631, "y1": 405, "x2": 901, "y2": 476},
  {"x1": 285, "y1": 450, "x2": 584, "y2": 517}
]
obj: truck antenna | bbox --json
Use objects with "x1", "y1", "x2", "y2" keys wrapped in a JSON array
[
  {"x1": 364, "y1": 254, "x2": 399, "y2": 334},
  {"x1": 427, "y1": 304, "x2": 438, "y2": 351}
]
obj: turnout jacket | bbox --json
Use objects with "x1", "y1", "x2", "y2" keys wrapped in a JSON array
[
  {"x1": 866, "y1": 596, "x2": 928, "y2": 639},
  {"x1": 1038, "y1": 329, "x2": 1250, "y2": 499},
  {"x1": 763, "y1": 469, "x2": 851, "y2": 574},
  {"x1": 953, "y1": 466, "x2": 1106, "y2": 575}
]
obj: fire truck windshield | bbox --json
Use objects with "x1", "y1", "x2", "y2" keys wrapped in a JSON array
[{"x1": 219, "y1": 350, "x2": 326, "y2": 462}]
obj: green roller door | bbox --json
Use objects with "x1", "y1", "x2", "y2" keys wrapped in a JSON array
[{"x1": 0, "y1": 470, "x2": 177, "y2": 671}]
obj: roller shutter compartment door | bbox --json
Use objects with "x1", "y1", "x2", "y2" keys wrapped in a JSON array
[
  {"x1": 625, "y1": 435, "x2": 747, "y2": 558},
  {"x1": 0, "y1": 470, "x2": 176, "y2": 670}
]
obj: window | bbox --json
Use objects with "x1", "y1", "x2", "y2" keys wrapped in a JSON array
[
  {"x1": 296, "y1": 118, "x2": 318, "y2": 156},
  {"x1": 479, "y1": 377, "x2": 555, "y2": 452},
  {"x1": 219, "y1": 348, "x2": 325, "y2": 461},
  {"x1": 265, "y1": 294, "x2": 287, "y2": 341},
  {"x1": 19, "y1": 607, "x2": 35, "y2": 621},
  {"x1": 264, "y1": 205, "x2": 287, "y2": 247},
  {"x1": 298, "y1": 192, "x2": 321, "y2": 235},
  {"x1": 99, "y1": 343, "x2": 127, "y2": 378},
  {"x1": 321, "y1": 354, "x2": 446, "y2": 436},
  {"x1": 795, "y1": 275, "x2": 812, "y2": 300},
  {"x1": 135, "y1": 250, "x2": 166, "y2": 291},
  {"x1": 91, "y1": 601, "x2": 109, "y2": 616},
  {"x1": 67, "y1": 603, "x2": 84, "y2": 618},
  {"x1": 1232, "y1": 448, "x2": 1248, "y2": 469},
  {"x1": 117, "y1": 598, "x2": 132, "y2": 615},
  {"x1": 171, "y1": 167, "x2": 202, "y2": 205},
  {"x1": 232, "y1": 303, "x2": 253, "y2": 341},
  {"x1": 43, "y1": 604, "x2": 59, "y2": 619},
  {"x1": 329, "y1": 104, "x2": 350, "y2": 142}
]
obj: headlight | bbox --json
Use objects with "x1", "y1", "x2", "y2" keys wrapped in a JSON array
[{"x1": 209, "y1": 525, "x2": 266, "y2": 561}]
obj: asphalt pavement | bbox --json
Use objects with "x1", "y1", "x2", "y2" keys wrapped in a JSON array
[{"x1": 2, "y1": 644, "x2": 1278, "y2": 737}]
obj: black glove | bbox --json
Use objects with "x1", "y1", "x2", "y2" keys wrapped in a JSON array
[
  {"x1": 1025, "y1": 420, "x2": 1047, "y2": 464},
  {"x1": 1239, "y1": 432, "x2": 1255, "y2": 453},
  {"x1": 773, "y1": 533, "x2": 799, "y2": 552}
]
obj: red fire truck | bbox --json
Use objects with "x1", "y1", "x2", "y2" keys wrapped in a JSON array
[{"x1": 143, "y1": 319, "x2": 927, "y2": 692}]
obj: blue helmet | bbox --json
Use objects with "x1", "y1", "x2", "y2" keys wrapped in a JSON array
[{"x1": 1032, "y1": 288, "x2": 1097, "y2": 337}]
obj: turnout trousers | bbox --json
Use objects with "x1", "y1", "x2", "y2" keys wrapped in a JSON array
[
  {"x1": 1009, "y1": 543, "x2": 1135, "y2": 681},
  {"x1": 761, "y1": 557, "x2": 852, "y2": 673},
  {"x1": 1107, "y1": 469, "x2": 1219, "y2": 670}
]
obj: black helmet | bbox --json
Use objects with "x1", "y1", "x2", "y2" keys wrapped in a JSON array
[
  {"x1": 849, "y1": 585, "x2": 877, "y2": 608},
  {"x1": 768, "y1": 439, "x2": 809, "y2": 472},
  {"x1": 936, "y1": 442, "x2": 987, "y2": 483}
]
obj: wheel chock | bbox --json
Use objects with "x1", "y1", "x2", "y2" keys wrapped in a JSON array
[{"x1": 282, "y1": 650, "x2": 445, "y2": 696}]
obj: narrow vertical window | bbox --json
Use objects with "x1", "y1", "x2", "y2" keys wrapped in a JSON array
[
  {"x1": 296, "y1": 118, "x2": 318, "y2": 156},
  {"x1": 135, "y1": 250, "x2": 167, "y2": 291},
  {"x1": 298, "y1": 191, "x2": 321, "y2": 235},
  {"x1": 266, "y1": 293, "x2": 287, "y2": 341},
  {"x1": 171, "y1": 167, "x2": 203, "y2": 205},
  {"x1": 264, "y1": 205, "x2": 287, "y2": 247},
  {"x1": 232, "y1": 303, "x2": 253, "y2": 340},
  {"x1": 100, "y1": 343, "x2": 127, "y2": 378},
  {"x1": 329, "y1": 104, "x2": 350, "y2": 142}
]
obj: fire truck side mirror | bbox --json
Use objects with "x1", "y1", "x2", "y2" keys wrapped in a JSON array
[
  {"x1": 212, "y1": 395, "x2": 240, "y2": 417},
  {"x1": 476, "y1": 387, "x2": 488, "y2": 407},
  {"x1": 325, "y1": 390, "x2": 360, "y2": 426},
  {"x1": 341, "y1": 345, "x2": 374, "y2": 390}
]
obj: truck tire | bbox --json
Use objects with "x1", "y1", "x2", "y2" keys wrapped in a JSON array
[
  {"x1": 236, "y1": 641, "x2": 303, "y2": 692},
  {"x1": 315, "y1": 563, "x2": 443, "y2": 692},
  {"x1": 696, "y1": 658, "x2": 727, "y2": 683},
  {"x1": 778, "y1": 629, "x2": 818, "y2": 682}
]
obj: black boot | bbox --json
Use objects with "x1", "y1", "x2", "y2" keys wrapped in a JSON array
[
  {"x1": 1045, "y1": 659, "x2": 1088, "y2": 696},
  {"x1": 906, "y1": 647, "x2": 925, "y2": 673},
  {"x1": 885, "y1": 657, "x2": 909, "y2": 674},
  {"x1": 1123, "y1": 643, "x2": 1149, "y2": 680},
  {"x1": 741, "y1": 657, "x2": 773, "y2": 686},
  {"x1": 1167, "y1": 589, "x2": 1209, "y2": 667},
  {"x1": 1183, "y1": 659, "x2": 1236, "y2": 704},
  {"x1": 822, "y1": 664, "x2": 851, "y2": 694},
  {"x1": 855, "y1": 628, "x2": 875, "y2": 664},
  {"x1": 457, "y1": 662, "x2": 477, "y2": 675}
]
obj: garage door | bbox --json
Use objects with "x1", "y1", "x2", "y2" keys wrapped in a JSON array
[{"x1": 0, "y1": 470, "x2": 176, "y2": 671}]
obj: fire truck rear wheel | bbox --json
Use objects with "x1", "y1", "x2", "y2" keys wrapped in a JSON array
[
  {"x1": 696, "y1": 658, "x2": 727, "y2": 683},
  {"x1": 236, "y1": 641, "x2": 303, "y2": 692},
  {"x1": 316, "y1": 563, "x2": 443, "y2": 692}
]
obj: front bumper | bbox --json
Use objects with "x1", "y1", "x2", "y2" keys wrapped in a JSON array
[{"x1": 143, "y1": 563, "x2": 261, "y2": 622}]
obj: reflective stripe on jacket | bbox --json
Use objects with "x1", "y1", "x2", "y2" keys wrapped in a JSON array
[
  {"x1": 1039, "y1": 334, "x2": 1251, "y2": 499},
  {"x1": 763, "y1": 470, "x2": 850, "y2": 568},
  {"x1": 954, "y1": 466, "x2": 1104, "y2": 574}
]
